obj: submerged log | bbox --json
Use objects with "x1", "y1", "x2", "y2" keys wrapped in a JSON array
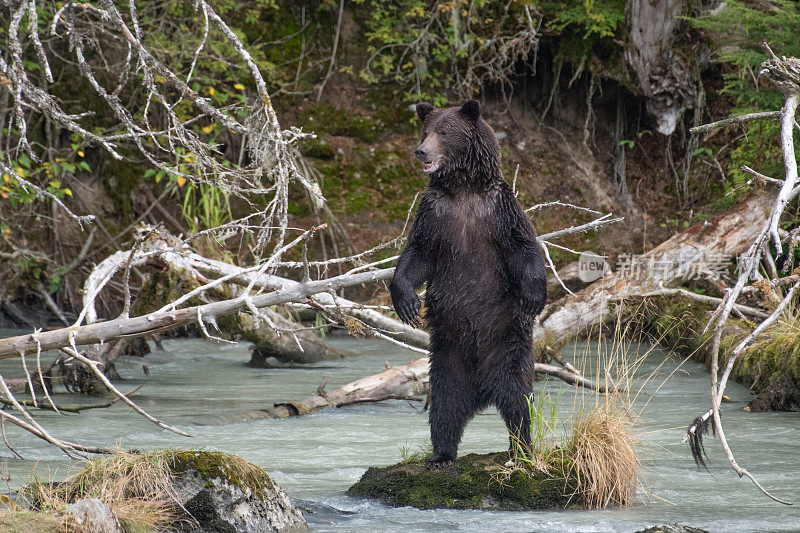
[
  {"x1": 231, "y1": 308, "x2": 352, "y2": 365},
  {"x1": 634, "y1": 526, "x2": 709, "y2": 533},
  {"x1": 347, "y1": 452, "x2": 580, "y2": 510},
  {"x1": 254, "y1": 357, "x2": 429, "y2": 418}
]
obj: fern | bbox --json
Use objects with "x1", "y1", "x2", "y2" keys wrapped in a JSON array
[{"x1": 690, "y1": 0, "x2": 800, "y2": 187}]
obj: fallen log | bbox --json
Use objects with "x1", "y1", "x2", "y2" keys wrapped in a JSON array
[
  {"x1": 0, "y1": 268, "x2": 394, "y2": 359},
  {"x1": 534, "y1": 189, "x2": 774, "y2": 346},
  {"x1": 128, "y1": 248, "x2": 356, "y2": 363},
  {"x1": 80, "y1": 230, "x2": 428, "y2": 350},
  {"x1": 253, "y1": 357, "x2": 430, "y2": 418},
  {"x1": 183, "y1": 254, "x2": 430, "y2": 348},
  {"x1": 263, "y1": 189, "x2": 775, "y2": 417},
  {"x1": 249, "y1": 356, "x2": 622, "y2": 420}
]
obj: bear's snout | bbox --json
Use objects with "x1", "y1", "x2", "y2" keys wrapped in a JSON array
[{"x1": 415, "y1": 133, "x2": 443, "y2": 174}]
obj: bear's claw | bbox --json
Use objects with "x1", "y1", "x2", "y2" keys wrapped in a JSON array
[
  {"x1": 395, "y1": 293, "x2": 422, "y2": 326},
  {"x1": 425, "y1": 455, "x2": 455, "y2": 469},
  {"x1": 519, "y1": 295, "x2": 545, "y2": 317}
]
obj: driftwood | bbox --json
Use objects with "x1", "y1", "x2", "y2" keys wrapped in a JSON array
[
  {"x1": 122, "y1": 242, "x2": 356, "y2": 363},
  {"x1": 236, "y1": 308, "x2": 353, "y2": 365},
  {"x1": 256, "y1": 358, "x2": 429, "y2": 418},
  {"x1": 78, "y1": 231, "x2": 428, "y2": 350},
  {"x1": 534, "y1": 189, "x2": 774, "y2": 346},
  {"x1": 265, "y1": 189, "x2": 776, "y2": 417},
  {"x1": 250, "y1": 356, "x2": 621, "y2": 420}
]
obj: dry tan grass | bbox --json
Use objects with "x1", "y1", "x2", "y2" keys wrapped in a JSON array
[
  {"x1": 561, "y1": 310, "x2": 650, "y2": 509},
  {"x1": 508, "y1": 305, "x2": 669, "y2": 509},
  {"x1": 566, "y1": 404, "x2": 640, "y2": 508},
  {"x1": 24, "y1": 450, "x2": 182, "y2": 531}
]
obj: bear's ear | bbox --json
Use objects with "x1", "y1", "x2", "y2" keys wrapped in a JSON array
[
  {"x1": 416, "y1": 102, "x2": 434, "y2": 124},
  {"x1": 459, "y1": 100, "x2": 481, "y2": 123}
]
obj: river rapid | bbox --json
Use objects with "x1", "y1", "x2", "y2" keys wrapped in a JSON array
[{"x1": 0, "y1": 329, "x2": 797, "y2": 532}]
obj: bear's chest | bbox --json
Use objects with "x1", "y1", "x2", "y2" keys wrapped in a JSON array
[{"x1": 430, "y1": 192, "x2": 496, "y2": 246}]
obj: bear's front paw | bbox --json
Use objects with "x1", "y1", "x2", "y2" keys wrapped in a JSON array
[
  {"x1": 393, "y1": 292, "x2": 422, "y2": 327},
  {"x1": 425, "y1": 454, "x2": 455, "y2": 469},
  {"x1": 519, "y1": 293, "x2": 546, "y2": 317}
]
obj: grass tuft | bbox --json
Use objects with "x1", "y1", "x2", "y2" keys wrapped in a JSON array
[
  {"x1": 506, "y1": 308, "x2": 656, "y2": 509},
  {"x1": 26, "y1": 450, "x2": 181, "y2": 531},
  {"x1": 566, "y1": 403, "x2": 639, "y2": 508}
]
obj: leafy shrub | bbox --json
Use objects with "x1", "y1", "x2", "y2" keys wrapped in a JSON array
[{"x1": 691, "y1": 0, "x2": 800, "y2": 187}]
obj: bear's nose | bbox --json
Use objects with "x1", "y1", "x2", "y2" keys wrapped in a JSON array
[{"x1": 414, "y1": 147, "x2": 428, "y2": 161}]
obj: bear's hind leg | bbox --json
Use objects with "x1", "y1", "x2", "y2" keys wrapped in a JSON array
[
  {"x1": 497, "y1": 391, "x2": 533, "y2": 458},
  {"x1": 486, "y1": 337, "x2": 534, "y2": 459},
  {"x1": 426, "y1": 358, "x2": 478, "y2": 469}
]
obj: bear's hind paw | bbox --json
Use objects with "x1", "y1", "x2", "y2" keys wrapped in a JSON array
[{"x1": 425, "y1": 455, "x2": 456, "y2": 469}]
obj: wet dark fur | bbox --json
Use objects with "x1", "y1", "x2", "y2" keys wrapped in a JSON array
[{"x1": 389, "y1": 101, "x2": 547, "y2": 469}]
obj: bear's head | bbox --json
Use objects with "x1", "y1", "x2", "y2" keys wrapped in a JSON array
[{"x1": 413, "y1": 100, "x2": 500, "y2": 187}]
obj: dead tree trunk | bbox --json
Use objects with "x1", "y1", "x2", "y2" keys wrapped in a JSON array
[
  {"x1": 535, "y1": 189, "x2": 774, "y2": 346},
  {"x1": 624, "y1": 0, "x2": 701, "y2": 135}
]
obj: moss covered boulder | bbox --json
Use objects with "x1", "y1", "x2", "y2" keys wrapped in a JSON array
[
  {"x1": 11, "y1": 450, "x2": 306, "y2": 533},
  {"x1": 347, "y1": 452, "x2": 581, "y2": 510},
  {"x1": 168, "y1": 450, "x2": 306, "y2": 532}
]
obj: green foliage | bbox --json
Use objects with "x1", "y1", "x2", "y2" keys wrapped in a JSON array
[
  {"x1": 617, "y1": 130, "x2": 652, "y2": 150},
  {"x1": 298, "y1": 103, "x2": 381, "y2": 142},
  {"x1": 691, "y1": 0, "x2": 800, "y2": 188},
  {"x1": 182, "y1": 182, "x2": 233, "y2": 233},
  {"x1": 354, "y1": 0, "x2": 539, "y2": 105},
  {"x1": 513, "y1": 385, "x2": 564, "y2": 466},
  {"x1": 540, "y1": 0, "x2": 626, "y2": 61}
]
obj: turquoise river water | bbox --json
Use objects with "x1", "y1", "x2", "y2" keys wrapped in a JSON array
[{"x1": 0, "y1": 329, "x2": 797, "y2": 532}]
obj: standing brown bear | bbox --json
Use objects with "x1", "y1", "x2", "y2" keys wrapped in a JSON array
[{"x1": 390, "y1": 100, "x2": 548, "y2": 469}]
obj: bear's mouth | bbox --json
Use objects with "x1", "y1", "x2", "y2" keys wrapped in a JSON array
[{"x1": 422, "y1": 160, "x2": 440, "y2": 174}]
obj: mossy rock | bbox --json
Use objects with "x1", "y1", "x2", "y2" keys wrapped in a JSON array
[
  {"x1": 634, "y1": 525, "x2": 709, "y2": 533},
  {"x1": 166, "y1": 450, "x2": 275, "y2": 499},
  {"x1": 18, "y1": 450, "x2": 306, "y2": 533},
  {"x1": 347, "y1": 452, "x2": 582, "y2": 510}
]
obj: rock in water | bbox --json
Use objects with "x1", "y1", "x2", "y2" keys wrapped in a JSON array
[
  {"x1": 634, "y1": 525, "x2": 709, "y2": 533},
  {"x1": 169, "y1": 451, "x2": 306, "y2": 532},
  {"x1": 347, "y1": 452, "x2": 581, "y2": 510}
]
